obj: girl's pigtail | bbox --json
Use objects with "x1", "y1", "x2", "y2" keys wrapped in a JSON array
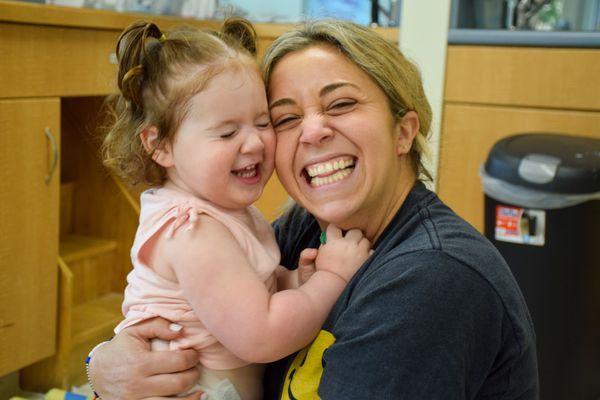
[
  {"x1": 220, "y1": 17, "x2": 257, "y2": 57},
  {"x1": 116, "y1": 21, "x2": 164, "y2": 112}
]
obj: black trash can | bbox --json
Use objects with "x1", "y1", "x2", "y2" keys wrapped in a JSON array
[{"x1": 481, "y1": 133, "x2": 600, "y2": 400}]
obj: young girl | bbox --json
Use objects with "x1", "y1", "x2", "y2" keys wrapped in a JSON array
[{"x1": 101, "y1": 19, "x2": 371, "y2": 399}]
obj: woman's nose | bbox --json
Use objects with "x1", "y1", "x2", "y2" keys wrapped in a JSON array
[
  {"x1": 240, "y1": 130, "x2": 265, "y2": 154},
  {"x1": 300, "y1": 114, "x2": 333, "y2": 145}
]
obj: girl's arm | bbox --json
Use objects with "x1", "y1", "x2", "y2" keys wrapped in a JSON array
[{"x1": 161, "y1": 215, "x2": 369, "y2": 363}]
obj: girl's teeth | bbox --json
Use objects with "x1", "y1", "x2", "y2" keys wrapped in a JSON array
[
  {"x1": 238, "y1": 170, "x2": 256, "y2": 178},
  {"x1": 235, "y1": 165, "x2": 257, "y2": 178}
]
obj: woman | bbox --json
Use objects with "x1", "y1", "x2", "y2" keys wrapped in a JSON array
[{"x1": 89, "y1": 19, "x2": 539, "y2": 399}]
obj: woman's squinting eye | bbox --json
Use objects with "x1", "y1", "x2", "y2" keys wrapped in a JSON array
[
  {"x1": 328, "y1": 99, "x2": 357, "y2": 113},
  {"x1": 256, "y1": 120, "x2": 271, "y2": 129},
  {"x1": 273, "y1": 114, "x2": 300, "y2": 129}
]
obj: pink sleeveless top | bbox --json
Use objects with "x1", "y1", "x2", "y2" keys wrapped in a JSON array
[{"x1": 114, "y1": 187, "x2": 280, "y2": 370}]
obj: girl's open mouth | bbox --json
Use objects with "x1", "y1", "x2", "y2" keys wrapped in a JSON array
[{"x1": 232, "y1": 164, "x2": 260, "y2": 181}]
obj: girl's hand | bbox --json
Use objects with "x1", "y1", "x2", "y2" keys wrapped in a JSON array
[
  {"x1": 88, "y1": 317, "x2": 201, "y2": 400},
  {"x1": 298, "y1": 248, "x2": 318, "y2": 285},
  {"x1": 315, "y1": 224, "x2": 371, "y2": 283}
]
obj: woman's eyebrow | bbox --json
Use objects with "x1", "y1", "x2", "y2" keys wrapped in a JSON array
[
  {"x1": 319, "y1": 82, "x2": 358, "y2": 97},
  {"x1": 269, "y1": 97, "x2": 295, "y2": 110}
]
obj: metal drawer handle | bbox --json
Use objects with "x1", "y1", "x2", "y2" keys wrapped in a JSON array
[{"x1": 45, "y1": 127, "x2": 58, "y2": 185}]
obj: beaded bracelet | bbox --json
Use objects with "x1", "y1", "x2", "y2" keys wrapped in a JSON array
[{"x1": 85, "y1": 340, "x2": 111, "y2": 399}]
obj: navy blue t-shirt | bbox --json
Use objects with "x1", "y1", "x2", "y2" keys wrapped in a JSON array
[{"x1": 264, "y1": 182, "x2": 539, "y2": 399}]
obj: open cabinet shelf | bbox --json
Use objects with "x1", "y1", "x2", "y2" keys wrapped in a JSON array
[
  {"x1": 72, "y1": 292, "x2": 123, "y2": 347},
  {"x1": 60, "y1": 235, "x2": 118, "y2": 264}
]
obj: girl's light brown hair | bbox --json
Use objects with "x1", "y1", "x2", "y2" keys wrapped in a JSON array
[
  {"x1": 102, "y1": 18, "x2": 258, "y2": 185},
  {"x1": 262, "y1": 19, "x2": 433, "y2": 181}
]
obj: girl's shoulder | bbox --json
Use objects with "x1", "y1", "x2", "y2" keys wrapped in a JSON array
[{"x1": 140, "y1": 187, "x2": 237, "y2": 236}]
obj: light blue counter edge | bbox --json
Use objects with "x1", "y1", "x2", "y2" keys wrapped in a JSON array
[{"x1": 448, "y1": 29, "x2": 600, "y2": 48}]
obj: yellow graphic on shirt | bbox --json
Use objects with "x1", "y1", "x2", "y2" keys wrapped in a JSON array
[{"x1": 281, "y1": 330, "x2": 336, "y2": 400}]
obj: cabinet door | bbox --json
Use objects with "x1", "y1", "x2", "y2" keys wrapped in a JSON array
[
  {"x1": 438, "y1": 104, "x2": 600, "y2": 232},
  {"x1": 0, "y1": 98, "x2": 60, "y2": 375}
]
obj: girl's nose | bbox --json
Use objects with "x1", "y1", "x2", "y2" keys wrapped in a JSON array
[
  {"x1": 240, "y1": 129, "x2": 265, "y2": 154},
  {"x1": 300, "y1": 113, "x2": 333, "y2": 145}
]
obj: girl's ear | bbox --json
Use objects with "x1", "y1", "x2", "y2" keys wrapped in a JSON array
[
  {"x1": 140, "y1": 126, "x2": 174, "y2": 167},
  {"x1": 394, "y1": 111, "x2": 420, "y2": 156}
]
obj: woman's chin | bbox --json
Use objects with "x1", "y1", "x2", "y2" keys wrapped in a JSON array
[{"x1": 309, "y1": 202, "x2": 358, "y2": 229}]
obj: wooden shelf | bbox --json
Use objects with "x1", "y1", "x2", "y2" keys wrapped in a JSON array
[
  {"x1": 0, "y1": 1, "x2": 398, "y2": 43},
  {"x1": 71, "y1": 292, "x2": 123, "y2": 346},
  {"x1": 59, "y1": 235, "x2": 117, "y2": 264}
]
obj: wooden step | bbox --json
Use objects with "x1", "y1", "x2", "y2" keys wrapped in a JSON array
[
  {"x1": 59, "y1": 234, "x2": 117, "y2": 264},
  {"x1": 71, "y1": 292, "x2": 123, "y2": 346}
]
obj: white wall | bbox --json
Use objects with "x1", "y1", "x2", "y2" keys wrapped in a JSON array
[{"x1": 399, "y1": 0, "x2": 451, "y2": 190}]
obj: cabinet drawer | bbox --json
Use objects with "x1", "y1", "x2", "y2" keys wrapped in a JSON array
[
  {"x1": 438, "y1": 103, "x2": 600, "y2": 231},
  {"x1": 0, "y1": 22, "x2": 119, "y2": 98},
  {"x1": 445, "y1": 46, "x2": 600, "y2": 111},
  {"x1": 0, "y1": 98, "x2": 60, "y2": 375}
]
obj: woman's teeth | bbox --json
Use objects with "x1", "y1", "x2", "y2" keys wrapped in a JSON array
[
  {"x1": 306, "y1": 158, "x2": 355, "y2": 187},
  {"x1": 306, "y1": 158, "x2": 353, "y2": 177},
  {"x1": 311, "y1": 168, "x2": 352, "y2": 187}
]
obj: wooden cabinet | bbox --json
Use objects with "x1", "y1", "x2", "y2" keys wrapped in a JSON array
[
  {"x1": 0, "y1": 98, "x2": 60, "y2": 376},
  {"x1": 444, "y1": 46, "x2": 600, "y2": 111},
  {"x1": 438, "y1": 45, "x2": 600, "y2": 232}
]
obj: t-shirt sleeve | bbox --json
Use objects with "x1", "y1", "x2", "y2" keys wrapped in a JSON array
[{"x1": 318, "y1": 250, "x2": 508, "y2": 399}]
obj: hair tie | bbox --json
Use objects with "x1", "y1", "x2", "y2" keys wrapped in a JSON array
[{"x1": 159, "y1": 34, "x2": 166, "y2": 42}]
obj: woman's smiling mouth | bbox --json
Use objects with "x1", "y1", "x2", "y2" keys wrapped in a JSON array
[{"x1": 303, "y1": 156, "x2": 356, "y2": 187}]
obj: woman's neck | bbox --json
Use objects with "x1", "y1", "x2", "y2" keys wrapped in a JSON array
[
  {"x1": 361, "y1": 175, "x2": 417, "y2": 243},
  {"x1": 316, "y1": 170, "x2": 417, "y2": 243}
]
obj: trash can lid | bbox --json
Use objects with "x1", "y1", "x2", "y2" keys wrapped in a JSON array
[{"x1": 484, "y1": 133, "x2": 600, "y2": 194}]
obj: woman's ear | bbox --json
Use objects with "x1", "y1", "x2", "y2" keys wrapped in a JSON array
[
  {"x1": 139, "y1": 126, "x2": 173, "y2": 168},
  {"x1": 395, "y1": 111, "x2": 420, "y2": 156}
]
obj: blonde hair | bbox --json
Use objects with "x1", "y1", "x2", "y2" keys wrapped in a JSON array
[
  {"x1": 262, "y1": 19, "x2": 433, "y2": 180},
  {"x1": 102, "y1": 18, "x2": 258, "y2": 185}
]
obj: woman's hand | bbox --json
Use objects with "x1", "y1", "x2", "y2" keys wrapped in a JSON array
[{"x1": 89, "y1": 317, "x2": 201, "y2": 399}]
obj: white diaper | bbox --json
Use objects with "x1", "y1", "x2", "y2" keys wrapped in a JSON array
[
  {"x1": 151, "y1": 338, "x2": 242, "y2": 400},
  {"x1": 190, "y1": 378, "x2": 242, "y2": 400}
]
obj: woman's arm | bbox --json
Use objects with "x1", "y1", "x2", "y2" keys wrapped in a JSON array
[
  {"x1": 88, "y1": 318, "x2": 201, "y2": 399},
  {"x1": 165, "y1": 217, "x2": 369, "y2": 364}
]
